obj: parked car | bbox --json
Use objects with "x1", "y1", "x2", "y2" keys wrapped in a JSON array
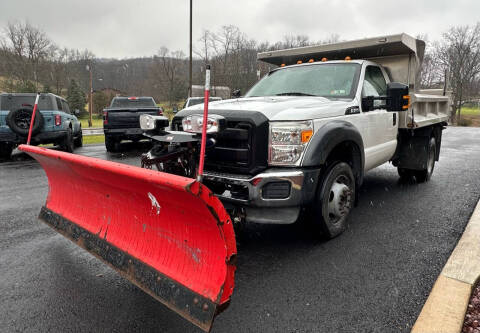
[
  {"x1": 0, "y1": 93, "x2": 82, "y2": 159},
  {"x1": 182, "y1": 96, "x2": 222, "y2": 109},
  {"x1": 103, "y1": 96, "x2": 162, "y2": 152}
]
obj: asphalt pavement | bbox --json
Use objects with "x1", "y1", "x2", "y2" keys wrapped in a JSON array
[{"x1": 1, "y1": 127, "x2": 479, "y2": 333}]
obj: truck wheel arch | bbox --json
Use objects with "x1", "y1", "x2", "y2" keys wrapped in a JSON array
[{"x1": 303, "y1": 121, "x2": 365, "y2": 187}]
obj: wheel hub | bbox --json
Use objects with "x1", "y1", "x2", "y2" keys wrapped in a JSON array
[{"x1": 328, "y1": 181, "x2": 352, "y2": 221}]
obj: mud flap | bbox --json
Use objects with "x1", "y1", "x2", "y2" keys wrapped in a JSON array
[{"x1": 19, "y1": 145, "x2": 236, "y2": 332}]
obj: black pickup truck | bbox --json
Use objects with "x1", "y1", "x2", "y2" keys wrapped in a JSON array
[{"x1": 103, "y1": 96, "x2": 162, "y2": 152}]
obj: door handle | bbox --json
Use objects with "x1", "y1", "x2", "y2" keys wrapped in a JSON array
[{"x1": 393, "y1": 113, "x2": 396, "y2": 126}]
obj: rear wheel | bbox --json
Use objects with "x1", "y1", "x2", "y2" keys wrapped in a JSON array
[
  {"x1": 312, "y1": 162, "x2": 356, "y2": 239},
  {"x1": 74, "y1": 126, "x2": 83, "y2": 147},
  {"x1": 0, "y1": 143, "x2": 13, "y2": 159},
  {"x1": 415, "y1": 137, "x2": 436, "y2": 183},
  {"x1": 105, "y1": 135, "x2": 118, "y2": 152},
  {"x1": 397, "y1": 137, "x2": 436, "y2": 183},
  {"x1": 61, "y1": 128, "x2": 75, "y2": 153},
  {"x1": 397, "y1": 167, "x2": 415, "y2": 180}
]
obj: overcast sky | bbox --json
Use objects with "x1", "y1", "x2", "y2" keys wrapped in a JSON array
[{"x1": 0, "y1": 0, "x2": 478, "y2": 59}]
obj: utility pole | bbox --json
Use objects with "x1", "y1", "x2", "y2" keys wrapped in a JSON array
[
  {"x1": 86, "y1": 64, "x2": 93, "y2": 127},
  {"x1": 89, "y1": 68, "x2": 93, "y2": 127},
  {"x1": 189, "y1": 0, "x2": 192, "y2": 97}
]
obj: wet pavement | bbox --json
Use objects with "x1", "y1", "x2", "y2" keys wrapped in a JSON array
[{"x1": 1, "y1": 127, "x2": 480, "y2": 332}]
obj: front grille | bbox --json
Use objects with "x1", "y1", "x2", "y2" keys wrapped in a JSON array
[
  {"x1": 172, "y1": 110, "x2": 269, "y2": 174},
  {"x1": 207, "y1": 121, "x2": 251, "y2": 167}
]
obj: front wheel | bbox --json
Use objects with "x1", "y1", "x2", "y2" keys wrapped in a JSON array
[
  {"x1": 312, "y1": 162, "x2": 356, "y2": 239},
  {"x1": 61, "y1": 128, "x2": 75, "y2": 153}
]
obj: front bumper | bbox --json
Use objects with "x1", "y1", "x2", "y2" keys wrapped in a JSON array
[
  {"x1": 0, "y1": 130, "x2": 67, "y2": 144},
  {"x1": 203, "y1": 168, "x2": 321, "y2": 224}
]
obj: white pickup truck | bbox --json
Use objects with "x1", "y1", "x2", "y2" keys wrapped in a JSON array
[{"x1": 170, "y1": 33, "x2": 449, "y2": 238}]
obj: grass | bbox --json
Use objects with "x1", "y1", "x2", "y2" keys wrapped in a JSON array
[
  {"x1": 461, "y1": 106, "x2": 480, "y2": 116},
  {"x1": 79, "y1": 115, "x2": 103, "y2": 128},
  {"x1": 157, "y1": 101, "x2": 183, "y2": 120},
  {"x1": 83, "y1": 135, "x2": 105, "y2": 145}
]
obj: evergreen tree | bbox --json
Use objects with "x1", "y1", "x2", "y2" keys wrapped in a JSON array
[{"x1": 67, "y1": 79, "x2": 86, "y2": 115}]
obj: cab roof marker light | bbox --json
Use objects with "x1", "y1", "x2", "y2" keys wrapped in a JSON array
[
  {"x1": 308, "y1": 59, "x2": 314, "y2": 63},
  {"x1": 321, "y1": 57, "x2": 328, "y2": 62},
  {"x1": 297, "y1": 60, "x2": 303, "y2": 64}
]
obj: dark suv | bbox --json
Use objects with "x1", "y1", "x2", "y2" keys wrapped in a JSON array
[{"x1": 0, "y1": 93, "x2": 83, "y2": 159}]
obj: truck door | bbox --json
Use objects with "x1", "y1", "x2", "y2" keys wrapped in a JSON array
[{"x1": 361, "y1": 65, "x2": 398, "y2": 170}]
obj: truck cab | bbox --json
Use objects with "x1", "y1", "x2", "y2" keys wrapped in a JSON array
[{"x1": 170, "y1": 34, "x2": 449, "y2": 238}]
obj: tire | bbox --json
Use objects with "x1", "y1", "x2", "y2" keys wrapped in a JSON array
[
  {"x1": 6, "y1": 107, "x2": 44, "y2": 136},
  {"x1": 105, "y1": 135, "x2": 118, "y2": 152},
  {"x1": 61, "y1": 128, "x2": 75, "y2": 153},
  {"x1": 414, "y1": 137, "x2": 436, "y2": 183},
  {"x1": 397, "y1": 167, "x2": 415, "y2": 180},
  {"x1": 312, "y1": 162, "x2": 356, "y2": 239},
  {"x1": 74, "y1": 126, "x2": 83, "y2": 147},
  {"x1": 0, "y1": 143, "x2": 13, "y2": 159}
]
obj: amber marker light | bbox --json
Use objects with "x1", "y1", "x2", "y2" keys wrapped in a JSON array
[
  {"x1": 403, "y1": 95, "x2": 411, "y2": 110},
  {"x1": 297, "y1": 60, "x2": 303, "y2": 64},
  {"x1": 301, "y1": 129, "x2": 313, "y2": 143},
  {"x1": 321, "y1": 57, "x2": 328, "y2": 62},
  {"x1": 308, "y1": 59, "x2": 314, "y2": 63}
]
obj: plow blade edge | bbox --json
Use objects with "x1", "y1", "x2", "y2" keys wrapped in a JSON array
[{"x1": 19, "y1": 145, "x2": 236, "y2": 332}]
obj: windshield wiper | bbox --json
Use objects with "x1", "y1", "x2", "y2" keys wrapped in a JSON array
[{"x1": 275, "y1": 92, "x2": 316, "y2": 96}]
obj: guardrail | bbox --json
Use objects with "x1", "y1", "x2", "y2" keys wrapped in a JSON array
[{"x1": 82, "y1": 128, "x2": 103, "y2": 136}]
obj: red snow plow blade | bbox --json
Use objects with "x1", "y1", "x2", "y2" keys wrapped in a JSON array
[{"x1": 19, "y1": 145, "x2": 236, "y2": 332}]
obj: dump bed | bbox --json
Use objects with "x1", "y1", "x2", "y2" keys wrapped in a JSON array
[{"x1": 257, "y1": 33, "x2": 450, "y2": 128}]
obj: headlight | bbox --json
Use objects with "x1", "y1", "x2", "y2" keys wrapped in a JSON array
[
  {"x1": 139, "y1": 114, "x2": 169, "y2": 130},
  {"x1": 269, "y1": 121, "x2": 313, "y2": 166},
  {"x1": 182, "y1": 114, "x2": 226, "y2": 134},
  {"x1": 140, "y1": 114, "x2": 156, "y2": 130}
]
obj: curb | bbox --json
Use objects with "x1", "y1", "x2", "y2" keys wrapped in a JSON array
[{"x1": 412, "y1": 199, "x2": 480, "y2": 333}]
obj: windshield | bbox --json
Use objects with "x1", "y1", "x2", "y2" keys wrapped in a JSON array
[
  {"x1": 111, "y1": 97, "x2": 156, "y2": 108},
  {"x1": 245, "y1": 63, "x2": 361, "y2": 99},
  {"x1": 0, "y1": 94, "x2": 54, "y2": 110}
]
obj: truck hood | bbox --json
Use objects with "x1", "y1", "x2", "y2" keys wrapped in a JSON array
[{"x1": 183, "y1": 96, "x2": 355, "y2": 121}]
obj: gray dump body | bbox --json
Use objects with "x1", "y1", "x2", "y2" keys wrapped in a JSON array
[{"x1": 258, "y1": 33, "x2": 450, "y2": 128}]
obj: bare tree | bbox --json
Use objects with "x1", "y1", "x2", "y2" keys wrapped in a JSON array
[
  {"x1": 152, "y1": 47, "x2": 187, "y2": 105},
  {"x1": 194, "y1": 29, "x2": 212, "y2": 65},
  {"x1": 1, "y1": 21, "x2": 52, "y2": 88},
  {"x1": 282, "y1": 34, "x2": 310, "y2": 48},
  {"x1": 435, "y1": 23, "x2": 480, "y2": 122},
  {"x1": 416, "y1": 35, "x2": 443, "y2": 89}
]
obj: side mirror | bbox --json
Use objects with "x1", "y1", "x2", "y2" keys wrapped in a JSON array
[
  {"x1": 386, "y1": 82, "x2": 409, "y2": 112},
  {"x1": 172, "y1": 105, "x2": 178, "y2": 113},
  {"x1": 74, "y1": 109, "x2": 80, "y2": 115},
  {"x1": 232, "y1": 89, "x2": 241, "y2": 98},
  {"x1": 361, "y1": 96, "x2": 374, "y2": 112}
]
